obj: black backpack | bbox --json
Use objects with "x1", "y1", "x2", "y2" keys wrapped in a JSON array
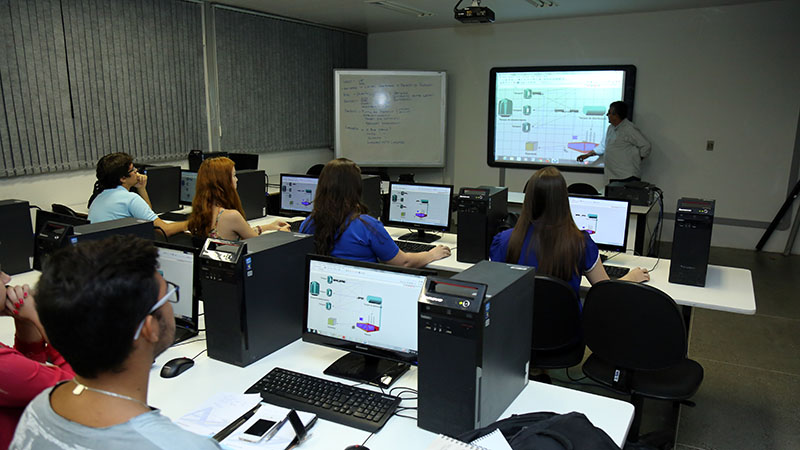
[{"x1": 457, "y1": 411, "x2": 619, "y2": 450}]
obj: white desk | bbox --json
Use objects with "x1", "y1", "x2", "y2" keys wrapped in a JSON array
[{"x1": 149, "y1": 339, "x2": 634, "y2": 449}]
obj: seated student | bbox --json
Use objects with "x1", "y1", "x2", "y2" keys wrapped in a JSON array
[
  {"x1": 188, "y1": 157, "x2": 289, "y2": 240},
  {"x1": 87, "y1": 152, "x2": 188, "y2": 237},
  {"x1": 490, "y1": 166, "x2": 649, "y2": 298},
  {"x1": 10, "y1": 237, "x2": 219, "y2": 449},
  {"x1": 1, "y1": 271, "x2": 74, "y2": 449},
  {"x1": 299, "y1": 158, "x2": 450, "y2": 268}
]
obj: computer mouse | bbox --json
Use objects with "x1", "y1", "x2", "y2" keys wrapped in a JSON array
[
  {"x1": 160, "y1": 357, "x2": 194, "y2": 378},
  {"x1": 344, "y1": 446, "x2": 369, "y2": 450}
]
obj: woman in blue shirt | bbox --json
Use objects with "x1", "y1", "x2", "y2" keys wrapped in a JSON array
[
  {"x1": 490, "y1": 166, "x2": 648, "y2": 297},
  {"x1": 300, "y1": 158, "x2": 449, "y2": 267}
]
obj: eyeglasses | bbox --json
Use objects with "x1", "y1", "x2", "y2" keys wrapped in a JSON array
[
  {"x1": 127, "y1": 167, "x2": 138, "y2": 175},
  {"x1": 133, "y1": 281, "x2": 179, "y2": 341}
]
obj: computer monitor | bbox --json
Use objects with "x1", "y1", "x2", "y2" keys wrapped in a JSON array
[
  {"x1": 68, "y1": 218, "x2": 154, "y2": 245},
  {"x1": 139, "y1": 165, "x2": 181, "y2": 213},
  {"x1": 179, "y1": 170, "x2": 198, "y2": 205},
  {"x1": 155, "y1": 242, "x2": 199, "y2": 344},
  {"x1": 387, "y1": 182, "x2": 453, "y2": 243},
  {"x1": 280, "y1": 174, "x2": 319, "y2": 216},
  {"x1": 303, "y1": 255, "x2": 434, "y2": 388},
  {"x1": 228, "y1": 152, "x2": 259, "y2": 170},
  {"x1": 568, "y1": 196, "x2": 631, "y2": 253}
]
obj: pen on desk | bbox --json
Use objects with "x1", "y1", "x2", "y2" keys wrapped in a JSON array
[{"x1": 213, "y1": 402, "x2": 262, "y2": 442}]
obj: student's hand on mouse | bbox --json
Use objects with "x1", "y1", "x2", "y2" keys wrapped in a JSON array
[
  {"x1": 269, "y1": 220, "x2": 291, "y2": 232},
  {"x1": 429, "y1": 245, "x2": 451, "y2": 261},
  {"x1": 623, "y1": 267, "x2": 650, "y2": 283}
]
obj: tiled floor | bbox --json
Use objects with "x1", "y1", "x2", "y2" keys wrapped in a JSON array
[{"x1": 552, "y1": 247, "x2": 800, "y2": 449}]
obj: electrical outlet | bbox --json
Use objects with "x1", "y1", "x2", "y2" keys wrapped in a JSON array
[{"x1": 706, "y1": 140, "x2": 715, "y2": 151}]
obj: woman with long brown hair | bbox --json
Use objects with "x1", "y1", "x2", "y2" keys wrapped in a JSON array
[
  {"x1": 490, "y1": 166, "x2": 648, "y2": 296},
  {"x1": 188, "y1": 157, "x2": 288, "y2": 240},
  {"x1": 299, "y1": 158, "x2": 450, "y2": 267}
]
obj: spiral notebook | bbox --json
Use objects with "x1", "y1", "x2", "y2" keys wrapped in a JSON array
[{"x1": 426, "y1": 429, "x2": 512, "y2": 450}]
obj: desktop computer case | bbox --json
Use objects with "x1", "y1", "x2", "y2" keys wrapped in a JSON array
[
  {"x1": 0, "y1": 199, "x2": 34, "y2": 274},
  {"x1": 669, "y1": 198, "x2": 715, "y2": 287},
  {"x1": 236, "y1": 169, "x2": 267, "y2": 220},
  {"x1": 417, "y1": 261, "x2": 534, "y2": 436},
  {"x1": 456, "y1": 186, "x2": 508, "y2": 263},
  {"x1": 200, "y1": 232, "x2": 313, "y2": 367}
]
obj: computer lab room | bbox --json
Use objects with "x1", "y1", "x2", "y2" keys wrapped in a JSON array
[{"x1": 1, "y1": 1, "x2": 798, "y2": 449}]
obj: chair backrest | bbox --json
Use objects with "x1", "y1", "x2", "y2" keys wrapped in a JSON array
[
  {"x1": 532, "y1": 275, "x2": 582, "y2": 351},
  {"x1": 567, "y1": 183, "x2": 601, "y2": 196},
  {"x1": 582, "y1": 280, "x2": 687, "y2": 371},
  {"x1": 51, "y1": 203, "x2": 79, "y2": 217},
  {"x1": 306, "y1": 164, "x2": 324, "y2": 176}
]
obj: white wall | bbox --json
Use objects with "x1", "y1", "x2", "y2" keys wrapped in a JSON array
[
  {"x1": 368, "y1": 0, "x2": 800, "y2": 254},
  {"x1": 0, "y1": 148, "x2": 333, "y2": 211}
]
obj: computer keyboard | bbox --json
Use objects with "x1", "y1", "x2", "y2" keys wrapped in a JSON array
[
  {"x1": 289, "y1": 220, "x2": 305, "y2": 232},
  {"x1": 246, "y1": 367, "x2": 401, "y2": 432},
  {"x1": 158, "y1": 211, "x2": 190, "y2": 222},
  {"x1": 604, "y1": 264, "x2": 630, "y2": 279},
  {"x1": 394, "y1": 240, "x2": 435, "y2": 253}
]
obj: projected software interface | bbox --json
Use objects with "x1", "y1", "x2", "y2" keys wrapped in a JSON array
[
  {"x1": 493, "y1": 70, "x2": 627, "y2": 167},
  {"x1": 180, "y1": 171, "x2": 197, "y2": 205},
  {"x1": 306, "y1": 259, "x2": 425, "y2": 356},
  {"x1": 156, "y1": 246, "x2": 194, "y2": 322},
  {"x1": 568, "y1": 196, "x2": 629, "y2": 249},
  {"x1": 281, "y1": 175, "x2": 319, "y2": 214},
  {"x1": 388, "y1": 183, "x2": 451, "y2": 229}
]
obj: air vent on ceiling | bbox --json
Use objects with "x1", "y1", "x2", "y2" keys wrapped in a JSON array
[
  {"x1": 365, "y1": 1, "x2": 434, "y2": 17},
  {"x1": 524, "y1": 0, "x2": 558, "y2": 7}
]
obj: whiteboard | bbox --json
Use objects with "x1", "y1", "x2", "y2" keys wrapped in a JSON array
[{"x1": 335, "y1": 70, "x2": 446, "y2": 167}]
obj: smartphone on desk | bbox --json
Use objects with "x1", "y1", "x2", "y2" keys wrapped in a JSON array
[{"x1": 238, "y1": 418, "x2": 280, "y2": 443}]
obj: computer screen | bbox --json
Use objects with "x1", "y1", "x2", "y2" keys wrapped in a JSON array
[
  {"x1": 487, "y1": 65, "x2": 636, "y2": 173},
  {"x1": 303, "y1": 255, "x2": 434, "y2": 387},
  {"x1": 140, "y1": 165, "x2": 181, "y2": 213},
  {"x1": 280, "y1": 174, "x2": 319, "y2": 216},
  {"x1": 179, "y1": 170, "x2": 197, "y2": 205},
  {"x1": 387, "y1": 182, "x2": 453, "y2": 243},
  {"x1": 155, "y1": 242, "x2": 199, "y2": 343},
  {"x1": 568, "y1": 196, "x2": 631, "y2": 252}
]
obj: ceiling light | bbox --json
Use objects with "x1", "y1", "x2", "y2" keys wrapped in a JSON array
[
  {"x1": 524, "y1": 0, "x2": 558, "y2": 7},
  {"x1": 365, "y1": 1, "x2": 433, "y2": 17}
]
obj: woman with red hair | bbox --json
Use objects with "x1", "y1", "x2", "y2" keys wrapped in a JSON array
[{"x1": 188, "y1": 157, "x2": 288, "y2": 240}]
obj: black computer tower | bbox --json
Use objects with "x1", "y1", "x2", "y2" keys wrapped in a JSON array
[
  {"x1": 456, "y1": 186, "x2": 508, "y2": 263},
  {"x1": 418, "y1": 261, "x2": 534, "y2": 436},
  {"x1": 69, "y1": 218, "x2": 154, "y2": 245},
  {"x1": 361, "y1": 174, "x2": 382, "y2": 219},
  {"x1": 140, "y1": 165, "x2": 181, "y2": 213},
  {"x1": 0, "y1": 200, "x2": 34, "y2": 274},
  {"x1": 669, "y1": 198, "x2": 715, "y2": 287},
  {"x1": 236, "y1": 169, "x2": 266, "y2": 220},
  {"x1": 200, "y1": 232, "x2": 314, "y2": 367}
]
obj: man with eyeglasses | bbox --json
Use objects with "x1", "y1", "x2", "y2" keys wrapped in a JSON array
[
  {"x1": 10, "y1": 236, "x2": 220, "y2": 449},
  {"x1": 87, "y1": 152, "x2": 188, "y2": 236}
]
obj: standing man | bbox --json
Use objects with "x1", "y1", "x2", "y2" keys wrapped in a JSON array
[
  {"x1": 10, "y1": 236, "x2": 219, "y2": 449},
  {"x1": 577, "y1": 101, "x2": 651, "y2": 185}
]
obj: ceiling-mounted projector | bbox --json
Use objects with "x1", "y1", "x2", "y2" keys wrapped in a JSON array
[{"x1": 454, "y1": 0, "x2": 495, "y2": 23}]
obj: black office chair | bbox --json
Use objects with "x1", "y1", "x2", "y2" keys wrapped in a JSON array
[
  {"x1": 51, "y1": 203, "x2": 87, "y2": 219},
  {"x1": 567, "y1": 183, "x2": 601, "y2": 196},
  {"x1": 306, "y1": 164, "x2": 324, "y2": 176},
  {"x1": 581, "y1": 280, "x2": 703, "y2": 448},
  {"x1": 530, "y1": 275, "x2": 585, "y2": 373}
]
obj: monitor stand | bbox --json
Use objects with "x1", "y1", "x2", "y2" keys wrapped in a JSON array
[
  {"x1": 396, "y1": 229, "x2": 441, "y2": 243},
  {"x1": 323, "y1": 353, "x2": 410, "y2": 389}
]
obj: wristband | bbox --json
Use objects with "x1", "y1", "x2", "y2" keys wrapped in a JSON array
[{"x1": 256, "y1": 225, "x2": 263, "y2": 235}]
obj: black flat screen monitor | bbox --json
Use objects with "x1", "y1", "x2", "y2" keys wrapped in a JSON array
[
  {"x1": 280, "y1": 174, "x2": 319, "y2": 216},
  {"x1": 303, "y1": 255, "x2": 434, "y2": 388},
  {"x1": 179, "y1": 170, "x2": 198, "y2": 205},
  {"x1": 140, "y1": 165, "x2": 181, "y2": 213},
  {"x1": 568, "y1": 195, "x2": 631, "y2": 253},
  {"x1": 488, "y1": 65, "x2": 637, "y2": 173},
  {"x1": 228, "y1": 152, "x2": 259, "y2": 170},
  {"x1": 387, "y1": 182, "x2": 453, "y2": 243},
  {"x1": 155, "y1": 242, "x2": 199, "y2": 344}
]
